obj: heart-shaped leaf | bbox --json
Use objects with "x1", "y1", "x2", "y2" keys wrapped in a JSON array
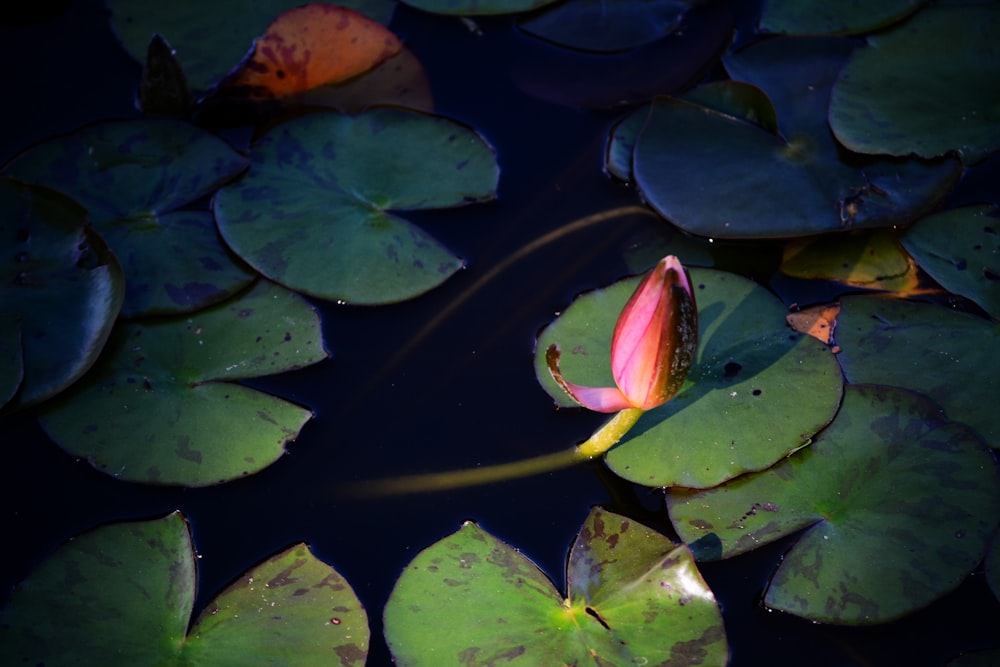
[
  {"x1": 899, "y1": 204, "x2": 1000, "y2": 320},
  {"x1": 668, "y1": 384, "x2": 1000, "y2": 625},
  {"x1": 625, "y1": 37, "x2": 961, "y2": 239},
  {"x1": 107, "y1": 0, "x2": 396, "y2": 92},
  {"x1": 829, "y1": 4, "x2": 1000, "y2": 161},
  {"x1": 38, "y1": 279, "x2": 327, "y2": 486},
  {"x1": 835, "y1": 294, "x2": 1000, "y2": 447},
  {"x1": 0, "y1": 512, "x2": 368, "y2": 665},
  {"x1": 0, "y1": 177, "x2": 124, "y2": 410},
  {"x1": 214, "y1": 108, "x2": 498, "y2": 304},
  {"x1": 3, "y1": 119, "x2": 255, "y2": 317},
  {"x1": 384, "y1": 507, "x2": 727, "y2": 666},
  {"x1": 535, "y1": 266, "x2": 844, "y2": 488}
]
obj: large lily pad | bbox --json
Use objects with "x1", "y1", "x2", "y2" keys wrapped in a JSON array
[
  {"x1": 899, "y1": 204, "x2": 1000, "y2": 320},
  {"x1": 0, "y1": 177, "x2": 124, "y2": 410},
  {"x1": 781, "y1": 230, "x2": 919, "y2": 293},
  {"x1": 626, "y1": 37, "x2": 961, "y2": 239},
  {"x1": 668, "y1": 384, "x2": 1000, "y2": 625},
  {"x1": 835, "y1": 294, "x2": 1000, "y2": 447},
  {"x1": 384, "y1": 507, "x2": 727, "y2": 666},
  {"x1": 829, "y1": 4, "x2": 1000, "y2": 162},
  {"x1": 0, "y1": 512, "x2": 369, "y2": 665},
  {"x1": 759, "y1": 0, "x2": 926, "y2": 36},
  {"x1": 108, "y1": 0, "x2": 396, "y2": 93},
  {"x1": 3, "y1": 118, "x2": 255, "y2": 317},
  {"x1": 535, "y1": 266, "x2": 843, "y2": 488},
  {"x1": 214, "y1": 108, "x2": 498, "y2": 304},
  {"x1": 38, "y1": 279, "x2": 327, "y2": 486},
  {"x1": 519, "y1": 0, "x2": 697, "y2": 53}
]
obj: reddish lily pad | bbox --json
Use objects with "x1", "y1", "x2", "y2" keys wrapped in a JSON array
[
  {"x1": 899, "y1": 204, "x2": 1000, "y2": 320},
  {"x1": 0, "y1": 512, "x2": 368, "y2": 665},
  {"x1": 535, "y1": 266, "x2": 843, "y2": 488},
  {"x1": 835, "y1": 294, "x2": 1000, "y2": 447},
  {"x1": 384, "y1": 507, "x2": 726, "y2": 665},
  {"x1": 0, "y1": 177, "x2": 124, "y2": 410},
  {"x1": 3, "y1": 119, "x2": 255, "y2": 317},
  {"x1": 223, "y1": 4, "x2": 402, "y2": 99},
  {"x1": 214, "y1": 108, "x2": 498, "y2": 304},
  {"x1": 38, "y1": 280, "x2": 327, "y2": 486},
  {"x1": 668, "y1": 384, "x2": 1000, "y2": 625},
  {"x1": 108, "y1": 0, "x2": 396, "y2": 93}
]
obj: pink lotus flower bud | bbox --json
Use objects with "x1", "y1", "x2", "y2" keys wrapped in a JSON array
[{"x1": 547, "y1": 255, "x2": 698, "y2": 413}]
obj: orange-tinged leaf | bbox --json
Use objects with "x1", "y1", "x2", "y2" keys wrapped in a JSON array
[
  {"x1": 228, "y1": 3, "x2": 402, "y2": 98},
  {"x1": 786, "y1": 303, "x2": 840, "y2": 344}
]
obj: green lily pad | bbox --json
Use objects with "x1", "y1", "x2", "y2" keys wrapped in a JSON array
[
  {"x1": 0, "y1": 512, "x2": 368, "y2": 665},
  {"x1": 835, "y1": 294, "x2": 1000, "y2": 447},
  {"x1": 384, "y1": 507, "x2": 727, "y2": 666},
  {"x1": 668, "y1": 384, "x2": 1000, "y2": 625},
  {"x1": 399, "y1": 0, "x2": 559, "y2": 15},
  {"x1": 759, "y1": 0, "x2": 926, "y2": 36},
  {"x1": 38, "y1": 279, "x2": 327, "y2": 486},
  {"x1": 108, "y1": 0, "x2": 396, "y2": 93},
  {"x1": 899, "y1": 204, "x2": 1000, "y2": 320},
  {"x1": 625, "y1": 37, "x2": 961, "y2": 239},
  {"x1": 535, "y1": 267, "x2": 844, "y2": 488},
  {"x1": 0, "y1": 316, "x2": 22, "y2": 408},
  {"x1": 519, "y1": 0, "x2": 697, "y2": 53},
  {"x1": 214, "y1": 108, "x2": 498, "y2": 304},
  {"x1": 781, "y1": 230, "x2": 919, "y2": 293},
  {"x1": 606, "y1": 80, "x2": 778, "y2": 182},
  {"x1": 3, "y1": 118, "x2": 255, "y2": 317},
  {"x1": 829, "y1": 4, "x2": 1000, "y2": 162},
  {"x1": 0, "y1": 177, "x2": 124, "y2": 410}
]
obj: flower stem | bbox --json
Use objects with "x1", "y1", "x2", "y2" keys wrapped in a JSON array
[{"x1": 574, "y1": 408, "x2": 644, "y2": 458}]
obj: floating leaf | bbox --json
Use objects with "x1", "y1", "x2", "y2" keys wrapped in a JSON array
[
  {"x1": 0, "y1": 177, "x2": 124, "y2": 410},
  {"x1": 829, "y1": 4, "x2": 1000, "y2": 161},
  {"x1": 759, "y1": 0, "x2": 926, "y2": 36},
  {"x1": 781, "y1": 230, "x2": 919, "y2": 293},
  {"x1": 668, "y1": 384, "x2": 1000, "y2": 624},
  {"x1": 108, "y1": 0, "x2": 396, "y2": 93},
  {"x1": 3, "y1": 119, "x2": 255, "y2": 317},
  {"x1": 513, "y1": 3, "x2": 733, "y2": 108},
  {"x1": 899, "y1": 204, "x2": 1000, "y2": 320},
  {"x1": 399, "y1": 0, "x2": 559, "y2": 15},
  {"x1": 624, "y1": 37, "x2": 961, "y2": 239},
  {"x1": 0, "y1": 513, "x2": 368, "y2": 665},
  {"x1": 786, "y1": 303, "x2": 840, "y2": 344},
  {"x1": 214, "y1": 108, "x2": 498, "y2": 304},
  {"x1": 38, "y1": 280, "x2": 327, "y2": 486},
  {"x1": 535, "y1": 267, "x2": 843, "y2": 488},
  {"x1": 835, "y1": 295, "x2": 1000, "y2": 447},
  {"x1": 224, "y1": 4, "x2": 402, "y2": 99},
  {"x1": 384, "y1": 507, "x2": 727, "y2": 666},
  {"x1": 519, "y1": 0, "x2": 697, "y2": 53}
]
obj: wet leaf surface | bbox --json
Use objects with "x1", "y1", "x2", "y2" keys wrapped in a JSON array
[
  {"x1": 835, "y1": 295, "x2": 1000, "y2": 447},
  {"x1": 384, "y1": 507, "x2": 726, "y2": 666},
  {"x1": 224, "y1": 4, "x2": 402, "y2": 99},
  {"x1": 535, "y1": 267, "x2": 844, "y2": 488},
  {"x1": 214, "y1": 108, "x2": 498, "y2": 304},
  {"x1": 38, "y1": 280, "x2": 327, "y2": 486},
  {"x1": 900, "y1": 204, "x2": 1000, "y2": 320},
  {"x1": 829, "y1": 4, "x2": 1000, "y2": 161},
  {"x1": 668, "y1": 384, "x2": 1000, "y2": 625},
  {"x1": 3, "y1": 119, "x2": 255, "y2": 317},
  {"x1": 0, "y1": 177, "x2": 124, "y2": 410},
  {"x1": 519, "y1": 0, "x2": 697, "y2": 53},
  {"x1": 0, "y1": 513, "x2": 368, "y2": 666},
  {"x1": 108, "y1": 0, "x2": 396, "y2": 92}
]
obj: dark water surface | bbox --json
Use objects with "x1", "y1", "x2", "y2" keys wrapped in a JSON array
[{"x1": 2, "y1": 2, "x2": 998, "y2": 665}]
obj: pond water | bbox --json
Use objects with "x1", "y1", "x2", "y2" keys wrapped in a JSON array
[{"x1": 1, "y1": 1, "x2": 998, "y2": 665}]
